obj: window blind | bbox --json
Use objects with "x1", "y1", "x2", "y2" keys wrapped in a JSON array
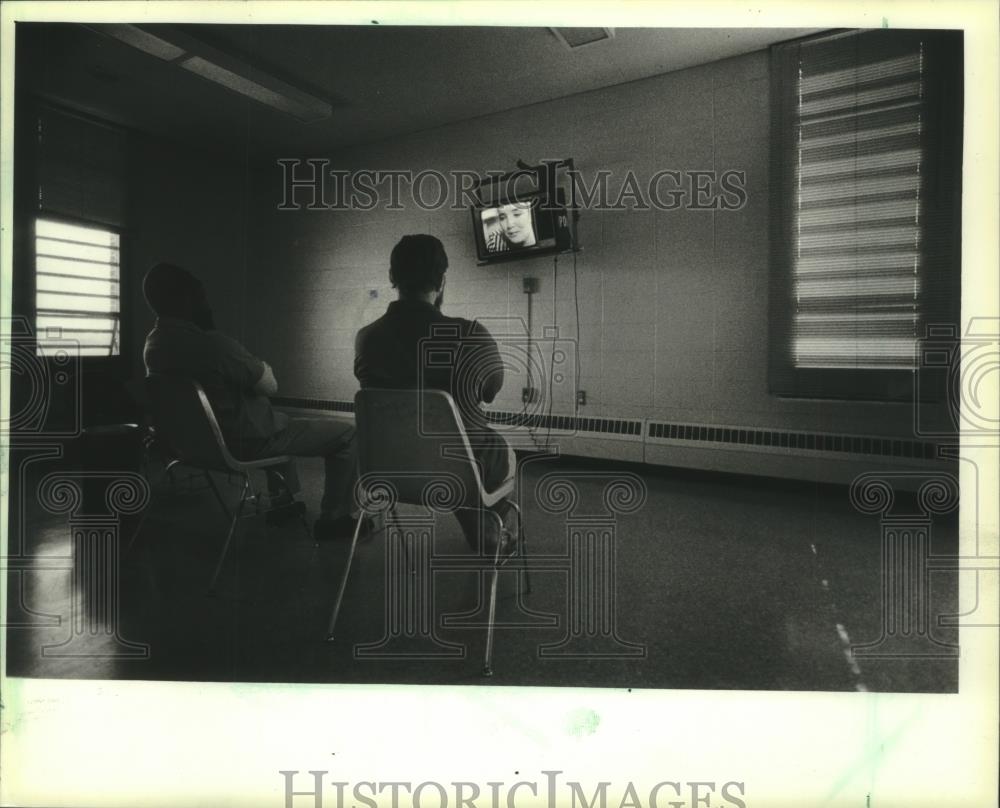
[
  {"x1": 32, "y1": 105, "x2": 127, "y2": 359},
  {"x1": 35, "y1": 217, "x2": 121, "y2": 357},
  {"x1": 36, "y1": 106, "x2": 127, "y2": 227},
  {"x1": 769, "y1": 30, "x2": 962, "y2": 399}
]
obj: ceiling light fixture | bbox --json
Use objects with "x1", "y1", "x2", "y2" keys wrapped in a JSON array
[{"x1": 85, "y1": 24, "x2": 333, "y2": 123}]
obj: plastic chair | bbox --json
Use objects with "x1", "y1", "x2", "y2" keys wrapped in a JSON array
[
  {"x1": 135, "y1": 373, "x2": 306, "y2": 593},
  {"x1": 326, "y1": 388, "x2": 530, "y2": 676}
]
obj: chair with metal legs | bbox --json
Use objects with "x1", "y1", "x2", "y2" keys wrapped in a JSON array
[
  {"x1": 133, "y1": 373, "x2": 307, "y2": 593},
  {"x1": 325, "y1": 388, "x2": 532, "y2": 676}
]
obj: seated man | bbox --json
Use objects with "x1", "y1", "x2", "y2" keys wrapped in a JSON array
[
  {"x1": 354, "y1": 234, "x2": 516, "y2": 553},
  {"x1": 141, "y1": 262, "x2": 358, "y2": 539}
]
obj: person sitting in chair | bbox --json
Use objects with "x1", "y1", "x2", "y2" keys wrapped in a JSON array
[
  {"x1": 354, "y1": 234, "x2": 517, "y2": 554},
  {"x1": 141, "y1": 262, "x2": 359, "y2": 539}
]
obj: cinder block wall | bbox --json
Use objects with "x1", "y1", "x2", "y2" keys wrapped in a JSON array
[{"x1": 242, "y1": 49, "x2": 948, "y2": 470}]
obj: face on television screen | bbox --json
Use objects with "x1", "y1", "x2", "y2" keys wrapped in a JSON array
[{"x1": 480, "y1": 200, "x2": 538, "y2": 253}]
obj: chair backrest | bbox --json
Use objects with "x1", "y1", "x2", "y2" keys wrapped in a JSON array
[
  {"x1": 354, "y1": 388, "x2": 485, "y2": 510},
  {"x1": 123, "y1": 378, "x2": 150, "y2": 409},
  {"x1": 143, "y1": 373, "x2": 236, "y2": 471}
]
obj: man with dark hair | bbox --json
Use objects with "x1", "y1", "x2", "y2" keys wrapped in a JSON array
[
  {"x1": 354, "y1": 235, "x2": 516, "y2": 553},
  {"x1": 142, "y1": 262, "x2": 360, "y2": 538}
]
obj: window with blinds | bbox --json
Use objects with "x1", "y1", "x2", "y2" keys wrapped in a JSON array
[
  {"x1": 35, "y1": 218, "x2": 121, "y2": 357},
  {"x1": 769, "y1": 30, "x2": 962, "y2": 400},
  {"x1": 31, "y1": 105, "x2": 127, "y2": 360}
]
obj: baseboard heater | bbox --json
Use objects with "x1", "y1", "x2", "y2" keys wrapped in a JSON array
[
  {"x1": 646, "y1": 421, "x2": 937, "y2": 460},
  {"x1": 272, "y1": 396, "x2": 945, "y2": 468},
  {"x1": 273, "y1": 396, "x2": 643, "y2": 436},
  {"x1": 273, "y1": 396, "x2": 354, "y2": 414}
]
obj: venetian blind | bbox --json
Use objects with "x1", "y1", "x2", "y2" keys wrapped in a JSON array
[{"x1": 770, "y1": 30, "x2": 962, "y2": 399}]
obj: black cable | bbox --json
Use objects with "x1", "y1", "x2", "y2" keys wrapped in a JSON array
[
  {"x1": 573, "y1": 246, "x2": 581, "y2": 417},
  {"x1": 545, "y1": 253, "x2": 558, "y2": 450},
  {"x1": 526, "y1": 285, "x2": 533, "y2": 393},
  {"x1": 519, "y1": 273, "x2": 545, "y2": 452}
]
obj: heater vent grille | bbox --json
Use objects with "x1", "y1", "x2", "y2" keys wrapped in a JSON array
[
  {"x1": 271, "y1": 397, "x2": 938, "y2": 460},
  {"x1": 272, "y1": 396, "x2": 355, "y2": 414},
  {"x1": 486, "y1": 410, "x2": 642, "y2": 436},
  {"x1": 271, "y1": 397, "x2": 642, "y2": 436},
  {"x1": 647, "y1": 421, "x2": 937, "y2": 459}
]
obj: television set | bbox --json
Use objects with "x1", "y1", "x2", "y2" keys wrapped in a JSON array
[{"x1": 471, "y1": 188, "x2": 573, "y2": 265}]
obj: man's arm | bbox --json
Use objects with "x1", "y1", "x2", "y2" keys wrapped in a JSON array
[
  {"x1": 255, "y1": 362, "x2": 278, "y2": 395},
  {"x1": 210, "y1": 331, "x2": 272, "y2": 393}
]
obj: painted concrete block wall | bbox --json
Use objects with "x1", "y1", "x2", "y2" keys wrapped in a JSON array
[
  {"x1": 243, "y1": 49, "x2": 947, "y2": 452},
  {"x1": 126, "y1": 135, "x2": 251, "y2": 378}
]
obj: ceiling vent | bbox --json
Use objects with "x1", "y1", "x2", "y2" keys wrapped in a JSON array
[{"x1": 549, "y1": 28, "x2": 616, "y2": 51}]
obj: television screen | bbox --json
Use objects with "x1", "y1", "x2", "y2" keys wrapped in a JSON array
[
  {"x1": 471, "y1": 189, "x2": 571, "y2": 264},
  {"x1": 480, "y1": 200, "x2": 539, "y2": 254}
]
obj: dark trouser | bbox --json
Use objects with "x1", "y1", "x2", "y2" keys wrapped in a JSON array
[
  {"x1": 241, "y1": 418, "x2": 358, "y2": 519},
  {"x1": 453, "y1": 426, "x2": 517, "y2": 551}
]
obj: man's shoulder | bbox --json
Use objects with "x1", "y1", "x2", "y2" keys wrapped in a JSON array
[
  {"x1": 457, "y1": 316, "x2": 497, "y2": 341},
  {"x1": 426, "y1": 313, "x2": 498, "y2": 345},
  {"x1": 144, "y1": 320, "x2": 205, "y2": 353},
  {"x1": 355, "y1": 314, "x2": 386, "y2": 345},
  {"x1": 206, "y1": 330, "x2": 246, "y2": 351},
  {"x1": 356, "y1": 306, "x2": 490, "y2": 341},
  {"x1": 432, "y1": 311, "x2": 473, "y2": 333}
]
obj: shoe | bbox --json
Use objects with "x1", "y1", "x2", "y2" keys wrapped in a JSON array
[
  {"x1": 265, "y1": 500, "x2": 306, "y2": 526},
  {"x1": 314, "y1": 514, "x2": 372, "y2": 542}
]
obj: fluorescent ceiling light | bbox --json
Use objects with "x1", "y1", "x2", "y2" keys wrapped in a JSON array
[
  {"x1": 91, "y1": 24, "x2": 187, "y2": 60},
  {"x1": 179, "y1": 55, "x2": 331, "y2": 122},
  {"x1": 86, "y1": 24, "x2": 333, "y2": 123}
]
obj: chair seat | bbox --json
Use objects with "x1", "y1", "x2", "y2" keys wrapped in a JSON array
[
  {"x1": 481, "y1": 474, "x2": 515, "y2": 509},
  {"x1": 229, "y1": 454, "x2": 292, "y2": 471},
  {"x1": 164, "y1": 454, "x2": 291, "y2": 475}
]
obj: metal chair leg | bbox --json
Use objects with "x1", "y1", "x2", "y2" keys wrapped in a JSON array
[
  {"x1": 482, "y1": 509, "x2": 505, "y2": 677},
  {"x1": 326, "y1": 509, "x2": 368, "y2": 641},
  {"x1": 124, "y1": 508, "x2": 152, "y2": 556},
  {"x1": 208, "y1": 474, "x2": 250, "y2": 594},
  {"x1": 125, "y1": 458, "x2": 185, "y2": 555},
  {"x1": 508, "y1": 501, "x2": 531, "y2": 595},
  {"x1": 203, "y1": 470, "x2": 232, "y2": 521}
]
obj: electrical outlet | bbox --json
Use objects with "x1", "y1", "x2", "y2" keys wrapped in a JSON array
[
  {"x1": 522, "y1": 386, "x2": 539, "y2": 404},
  {"x1": 576, "y1": 390, "x2": 587, "y2": 406},
  {"x1": 522, "y1": 276, "x2": 538, "y2": 294}
]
